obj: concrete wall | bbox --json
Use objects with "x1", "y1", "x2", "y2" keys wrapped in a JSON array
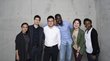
[
  {"x1": 0, "y1": 0, "x2": 102, "y2": 61},
  {"x1": 95, "y1": 0, "x2": 110, "y2": 61}
]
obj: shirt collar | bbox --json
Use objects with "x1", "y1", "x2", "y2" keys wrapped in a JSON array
[{"x1": 34, "y1": 24, "x2": 38, "y2": 28}]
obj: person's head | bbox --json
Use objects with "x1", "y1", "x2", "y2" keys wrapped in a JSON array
[
  {"x1": 73, "y1": 18, "x2": 81, "y2": 29},
  {"x1": 55, "y1": 14, "x2": 63, "y2": 26},
  {"x1": 83, "y1": 18, "x2": 92, "y2": 30},
  {"x1": 47, "y1": 15, "x2": 54, "y2": 27},
  {"x1": 21, "y1": 22, "x2": 29, "y2": 33},
  {"x1": 34, "y1": 15, "x2": 41, "y2": 25}
]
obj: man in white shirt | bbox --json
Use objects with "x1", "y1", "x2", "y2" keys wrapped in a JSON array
[
  {"x1": 84, "y1": 18, "x2": 100, "y2": 61},
  {"x1": 43, "y1": 16, "x2": 61, "y2": 61}
]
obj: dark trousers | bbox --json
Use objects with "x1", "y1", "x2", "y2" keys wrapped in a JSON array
[
  {"x1": 87, "y1": 53, "x2": 99, "y2": 61},
  {"x1": 31, "y1": 47, "x2": 42, "y2": 61},
  {"x1": 73, "y1": 48, "x2": 83, "y2": 61},
  {"x1": 43, "y1": 45, "x2": 59, "y2": 61}
]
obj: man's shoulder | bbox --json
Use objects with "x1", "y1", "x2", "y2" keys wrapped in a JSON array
[
  {"x1": 43, "y1": 26, "x2": 48, "y2": 29},
  {"x1": 54, "y1": 26, "x2": 58, "y2": 29},
  {"x1": 29, "y1": 25, "x2": 33, "y2": 28},
  {"x1": 38, "y1": 26, "x2": 43, "y2": 29},
  {"x1": 54, "y1": 26, "x2": 60, "y2": 31},
  {"x1": 29, "y1": 25, "x2": 33, "y2": 27},
  {"x1": 91, "y1": 28, "x2": 97, "y2": 32}
]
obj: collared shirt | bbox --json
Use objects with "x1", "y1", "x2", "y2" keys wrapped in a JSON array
[
  {"x1": 44, "y1": 26, "x2": 61, "y2": 48},
  {"x1": 58, "y1": 20, "x2": 72, "y2": 45},
  {"x1": 32, "y1": 26, "x2": 40, "y2": 46},
  {"x1": 85, "y1": 27, "x2": 93, "y2": 53},
  {"x1": 34, "y1": 25, "x2": 38, "y2": 28}
]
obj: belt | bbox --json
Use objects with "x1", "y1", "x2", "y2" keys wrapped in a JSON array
[{"x1": 45, "y1": 44, "x2": 58, "y2": 48}]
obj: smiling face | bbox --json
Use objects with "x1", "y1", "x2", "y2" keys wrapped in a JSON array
[
  {"x1": 55, "y1": 14, "x2": 63, "y2": 25},
  {"x1": 73, "y1": 20, "x2": 80, "y2": 29},
  {"x1": 56, "y1": 16, "x2": 62, "y2": 23},
  {"x1": 21, "y1": 24, "x2": 28, "y2": 33},
  {"x1": 47, "y1": 18, "x2": 54, "y2": 27},
  {"x1": 84, "y1": 21, "x2": 92, "y2": 30},
  {"x1": 34, "y1": 17, "x2": 40, "y2": 25}
]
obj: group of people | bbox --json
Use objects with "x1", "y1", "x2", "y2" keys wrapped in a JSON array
[{"x1": 15, "y1": 14, "x2": 100, "y2": 61}]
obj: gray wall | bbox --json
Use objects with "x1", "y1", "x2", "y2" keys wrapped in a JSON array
[
  {"x1": 0, "y1": 0, "x2": 110, "y2": 61},
  {"x1": 95, "y1": 0, "x2": 110, "y2": 61}
]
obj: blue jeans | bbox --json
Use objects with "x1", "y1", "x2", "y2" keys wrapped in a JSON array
[{"x1": 59, "y1": 43, "x2": 72, "y2": 61}]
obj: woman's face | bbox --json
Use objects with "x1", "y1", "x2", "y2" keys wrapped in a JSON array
[
  {"x1": 73, "y1": 20, "x2": 80, "y2": 29},
  {"x1": 21, "y1": 24, "x2": 28, "y2": 33}
]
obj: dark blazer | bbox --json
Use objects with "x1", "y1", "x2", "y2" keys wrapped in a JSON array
[
  {"x1": 77, "y1": 29, "x2": 86, "y2": 55},
  {"x1": 72, "y1": 29, "x2": 86, "y2": 55},
  {"x1": 15, "y1": 32, "x2": 30, "y2": 61},
  {"x1": 29, "y1": 25, "x2": 45, "y2": 51},
  {"x1": 91, "y1": 28, "x2": 100, "y2": 55}
]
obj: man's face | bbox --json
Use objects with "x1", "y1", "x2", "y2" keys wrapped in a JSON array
[
  {"x1": 84, "y1": 21, "x2": 92, "y2": 30},
  {"x1": 34, "y1": 17, "x2": 40, "y2": 25},
  {"x1": 56, "y1": 16, "x2": 62, "y2": 23},
  {"x1": 21, "y1": 24, "x2": 28, "y2": 33},
  {"x1": 47, "y1": 18, "x2": 54, "y2": 27}
]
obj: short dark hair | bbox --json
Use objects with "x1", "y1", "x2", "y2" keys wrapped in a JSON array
[
  {"x1": 83, "y1": 18, "x2": 92, "y2": 24},
  {"x1": 55, "y1": 14, "x2": 63, "y2": 26},
  {"x1": 55, "y1": 14, "x2": 62, "y2": 20},
  {"x1": 47, "y1": 15, "x2": 54, "y2": 21},
  {"x1": 73, "y1": 18, "x2": 81, "y2": 26},
  {"x1": 21, "y1": 22, "x2": 29, "y2": 27},
  {"x1": 34, "y1": 15, "x2": 41, "y2": 21}
]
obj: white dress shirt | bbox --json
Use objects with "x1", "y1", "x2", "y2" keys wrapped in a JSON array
[
  {"x1": 85, "y1": 28, "x2": 93, "y2": 53},
  {"x1": 44, "y1": 26, "x2": 61, "y2": 49}
]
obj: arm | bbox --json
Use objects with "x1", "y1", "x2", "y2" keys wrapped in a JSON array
[
  {"x1": 78, "y1": 30, "x2": 85, "y2": 54},
  {"x1": 15, "y1": 35, "x2": 19, "y2": 61},
  {"x1": 69, "y1": 22, "x2": 73, "y2": 30},
  {"x1": 16, "y1": 50, "x2": 19, "y2": 61},
  {"x1": 57, "y1": 29, "x2": 61, "y2": 50},
  {"x1": 92, "y1": 29, "x2": 100, "y2": 55}
]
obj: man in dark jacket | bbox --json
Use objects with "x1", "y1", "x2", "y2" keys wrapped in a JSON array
[
  {"x1": 29, "y1": 15, "x2": 45, "y2": 61},
  {"x1": 83, "y1": 18, "x2": 100, "y2": 61}
]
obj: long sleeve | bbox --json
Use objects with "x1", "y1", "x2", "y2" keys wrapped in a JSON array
[
  {"x1": 57, "y1": 29, "x2": 61, "y2": 49},
  {"x1": 79, "y1": 31, "x2": 85, "y2": 54},
  {"x1": 91, "y1": 29, "x2": 100, "y2": 55},
  {"x1": 15, "y1": 35, "x2": 19, "y2": 50},
  {"x1": 39, "y1": 28, "x2": 45, "y2": 48}
]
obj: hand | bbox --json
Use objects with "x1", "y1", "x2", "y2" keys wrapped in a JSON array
[
  {"x1": 76, "y1": 52, "x2": 79, "y2": 57},
  {"x1": 16, "y1": 54, "x2": 19, "y2": 61},
  {"x1": 77, "y1": 47, "x2": 80, "y2": 52}
]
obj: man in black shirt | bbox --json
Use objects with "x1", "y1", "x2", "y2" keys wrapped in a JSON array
[{"x1": 29, "y1": 15, "x2": 45, "y2": 61}]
